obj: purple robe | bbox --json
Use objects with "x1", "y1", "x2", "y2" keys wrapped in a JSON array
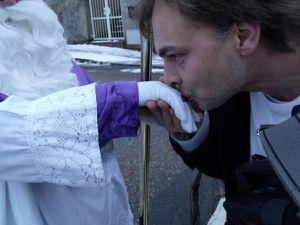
[{"x1": 0, "y1": 62, "x2": 139, "y2": 146}]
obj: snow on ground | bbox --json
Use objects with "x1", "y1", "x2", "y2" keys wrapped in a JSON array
[
  {"x1": 207, "y1": 198, "x2": 226, "y2": 225},
  {"x1": 68, "y1": 44, "x2": 163, "y2": 68},
  {"x1": 120, "y1": 68, "x2": 164, "y2": 74}
]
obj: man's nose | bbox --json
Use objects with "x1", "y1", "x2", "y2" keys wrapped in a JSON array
[{"x1": 162, "y1": 66, "x2": 182, "y2": 89}]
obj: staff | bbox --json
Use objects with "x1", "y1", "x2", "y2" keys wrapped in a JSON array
[{"x1": 139, "y1": 36, "x2": 153, "y2": 225}]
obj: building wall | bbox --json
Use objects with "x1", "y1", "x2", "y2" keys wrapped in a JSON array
[
  {"x1": 45, "y1": 0, "x2": 140, "y2": 46},
  {"x1": 45, "y1": 0, "x2": 91, "y2": 44},
  {"x1": 121, "y1": 0, "x2": 139, "y2": 29},
  {"x1": 121, "y1": 0, "x2": 140, "y2": 47}
]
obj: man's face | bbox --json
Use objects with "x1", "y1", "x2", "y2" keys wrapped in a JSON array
[{"x1": 152, "y1": 0, "x2": 247, "y2": 111}]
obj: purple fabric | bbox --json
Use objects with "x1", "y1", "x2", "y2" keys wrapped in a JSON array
[
  {"x1": 71, "y1": 62, "x2": 139, "y2": 146},
  {"x1": 0, "y1": 62, "x2": 139, "y2": 146},
  {"x1": 71, "y1": 61, "x2": 93, "y2": 86},
  {"x1": 96, "y1": 81, "x2": 139, "y2": 146},
  {"x1": 0, "y1": 92, "x2": 7, "y2": 102}
]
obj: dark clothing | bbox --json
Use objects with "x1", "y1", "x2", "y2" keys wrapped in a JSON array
[
  {"x1": 171, "y1": 92, "x2": 251, "y2": 197},
  {"x1": 171, "y1": 92, "x2": 252, "y2": 224}
]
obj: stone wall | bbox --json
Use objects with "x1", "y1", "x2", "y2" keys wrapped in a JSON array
[
  {"x1": 44, "y1": 0, "x2": 140, "y2": 46},
  {"x1": 45, "y1": 0, "x2": 91, "y2": 44},
  {"x1": 121, "y1": 0, "x2": 140, "y2": 47}
]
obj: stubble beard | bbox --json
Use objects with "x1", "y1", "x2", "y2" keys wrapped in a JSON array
[{"x1": 190, "y1": 61, "x2": 247, "y2": 111}]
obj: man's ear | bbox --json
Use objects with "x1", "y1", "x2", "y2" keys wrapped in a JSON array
[{"x1": 233, "y1": 22, "x2": 260, "y2": 56}]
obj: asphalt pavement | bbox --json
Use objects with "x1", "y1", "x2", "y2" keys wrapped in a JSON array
[{"x1": 82, "y1": 63, "x2": 224, "y2": 225}]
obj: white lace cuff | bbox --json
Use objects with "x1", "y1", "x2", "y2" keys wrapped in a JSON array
[{"x1": 25, "y1": 84, "x2": 105, "y2": 187}]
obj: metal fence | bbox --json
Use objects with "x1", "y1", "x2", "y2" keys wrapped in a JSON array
[{"x1": 89, "y1": 0, "x2": 124, "y2": 41}]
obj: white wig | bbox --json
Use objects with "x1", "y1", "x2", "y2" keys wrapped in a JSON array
[{"x1": 0, "y1": 0, "x2": 78, "y2": 100}]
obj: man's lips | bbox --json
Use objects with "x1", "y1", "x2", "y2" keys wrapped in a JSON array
[
  {"x1": 189, "y1": 99, "x2": 202, "y2": 112},
  {"x1": 182, "y1": 95, "x2": 203, "y2": 113},
  {"x1": 182, "y1": 95, "x2": 189, "y2": 102}
]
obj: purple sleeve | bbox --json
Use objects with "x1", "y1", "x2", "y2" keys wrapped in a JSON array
[
  {"x1": 0, "y1": 62, "x2": 139, "y2": 146},
  {"x1": 70, "y1": 62, "x2": 139, "y2": 145},
  {"x1": 0, "y1": 92, "x2": 7, "y2": 102},
  {"x1": 71, "y1": 61, "x2": 94, "y2": 85},
  {"x1": 96, "y1": 81, "x2": 139, "y2": 146}
]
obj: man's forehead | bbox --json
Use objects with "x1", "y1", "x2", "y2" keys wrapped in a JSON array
[
  {"x1": 152, "y1": 0, "x2": 183, "y2": 27},
  {"x1": 153, "y1": 0, "x2": 178, "y2": 12}
]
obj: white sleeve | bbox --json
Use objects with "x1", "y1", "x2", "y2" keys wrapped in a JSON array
[
  {"x1": 0, "y1": 84, "x2": 105, "y2": 187},
  {"x1": 170, "y1": 112, "x2": 210, "y2": 152}
]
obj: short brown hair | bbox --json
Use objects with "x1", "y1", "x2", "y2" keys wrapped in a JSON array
[{"x1": 135, "y1": 0, "x2": 300, "y2": 53}]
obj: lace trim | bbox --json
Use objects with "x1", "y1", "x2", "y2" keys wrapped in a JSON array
[{"x1": 25, "y1": 84, "x2": 105, "y2": 186}]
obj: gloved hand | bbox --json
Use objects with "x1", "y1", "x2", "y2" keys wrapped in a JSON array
[{"x1": 137, "y1": 81, "x2": 199, "y2": 133}]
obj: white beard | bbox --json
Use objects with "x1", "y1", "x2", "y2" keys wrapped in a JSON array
[{"x1": 0, "y1": 0, "x2": 79, "y2": 100}]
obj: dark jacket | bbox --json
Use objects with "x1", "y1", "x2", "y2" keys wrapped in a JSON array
[{"x1": 170, "y1": 92, "x2": 251, "y2": 197}]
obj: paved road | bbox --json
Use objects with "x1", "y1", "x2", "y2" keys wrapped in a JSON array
[{"x1": 82, "y1": 64, "x2": 224, "y2": 225}]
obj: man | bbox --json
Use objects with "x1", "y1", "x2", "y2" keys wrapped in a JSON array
[
  {"x1": 136, "y1": 0, "x2": 300, "y2": 224},
  {"x1": 0, "y1": 0, "x2": 198, "y2": 224}
]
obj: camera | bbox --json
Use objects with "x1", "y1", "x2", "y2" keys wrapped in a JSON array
[{"x1": 223, "y1": 156, "x2": 300, "y2": 225}]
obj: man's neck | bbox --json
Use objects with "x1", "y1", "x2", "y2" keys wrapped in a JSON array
[{"x1": 245, "y1": 46, "x2": 300, "y2": 101}]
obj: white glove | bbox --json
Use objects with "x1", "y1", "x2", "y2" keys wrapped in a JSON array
[{"x1": 137, "y1": 81, "x2": 199, "y2": 133}]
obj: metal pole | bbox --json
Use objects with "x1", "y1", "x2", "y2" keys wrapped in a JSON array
[
  {"x1": 88, "y1": 0, "x2": 96, "y2": 40},
  {"x1": 139, "y1": 36, "x2": 153, "y2": 225}
]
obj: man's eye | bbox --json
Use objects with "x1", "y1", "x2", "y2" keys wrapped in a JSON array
[
  {"x1": 168, "y1": 54, "x2": 177, "y2": 59},
  {"x1": 167, "y1": 54, "x2": 183, "y2": 64}
]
